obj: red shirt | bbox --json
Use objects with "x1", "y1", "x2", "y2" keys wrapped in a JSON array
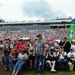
[{"x1": 16, "y1": 42, "x2": 23, "y2": 53}]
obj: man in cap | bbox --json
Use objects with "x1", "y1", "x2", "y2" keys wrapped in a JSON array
[{"x1": 34, "y1": 34, "x2": 45, "y2": 73}]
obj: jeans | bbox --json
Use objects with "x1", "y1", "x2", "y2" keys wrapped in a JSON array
[
  {"x1": 58, "y1": 59, "x2": 68, "y2": 70},
  {"x1": 14, "y1": 61, "x2": 26, "y2": 71},
  {"x1": 4, "y1": 56, "x2": 13, "y2": 70},
  {"x1": 73, "y1": 50, "x2": 75, "y2": 53},
  {"x1": 35, "y1": 55, "x2": 45, "y2": 72}
]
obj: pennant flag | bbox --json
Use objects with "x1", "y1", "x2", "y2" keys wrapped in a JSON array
[{"x1": 68, "y1": 19, "x2": 75, "y2": 41}]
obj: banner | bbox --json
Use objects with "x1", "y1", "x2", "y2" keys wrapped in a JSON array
[{"x1": 68, "y1": 19, "x2": 75, "y2": 41}]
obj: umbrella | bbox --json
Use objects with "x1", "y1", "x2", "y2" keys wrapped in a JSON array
[
  {"x1": 51, "y1": 40, "x2": 58, "y2": 43},
  {"x1": 20, "y1": 37, "x2": 30, "y2": 40}
]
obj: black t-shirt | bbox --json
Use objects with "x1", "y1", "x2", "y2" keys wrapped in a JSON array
[
  {"x1": 63, "y1": 41, "x2": 71, "y2": 53},
  {"x1": 46, "y1": 50, "x2": 55, "y2": 61},
  {"x1": 14, "y1": 51, "x2": 18, "y2": 59},
  {"x1": 4, "y1": 43, "x2": 11, "y2": 56}
]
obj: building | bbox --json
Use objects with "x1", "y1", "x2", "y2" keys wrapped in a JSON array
[{"x1": 0, "y1": 18, "x2": 72, "y2": 31}]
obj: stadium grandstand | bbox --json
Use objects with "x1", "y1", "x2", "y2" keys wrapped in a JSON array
[{"x1": 0, "y1": 17, "x2": 74, "y2": 40}]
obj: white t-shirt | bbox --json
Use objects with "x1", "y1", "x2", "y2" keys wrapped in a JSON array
[
  {"x1": 18, "y1": 53, "x2": 28, "y2": 60},
  {"x1": 0, "y1": 44, "x2": 4, "y2": 54},
  {"x1": 67, "y1": 52, "x2": 75, "y2": 58},
  {"x1": 0, "y1": 44, "x2": 4, "y2": 48},
  {"x1": 71, "y1": 44, "x2": 75, "y2": 51},
  {"x1": 59, "y1": 51, "x2": 67, "y2": 59}
]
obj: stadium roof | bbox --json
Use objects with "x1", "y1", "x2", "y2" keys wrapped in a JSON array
[{"x1": 0, "y1": 18, "x2": 72, "y2": 25}]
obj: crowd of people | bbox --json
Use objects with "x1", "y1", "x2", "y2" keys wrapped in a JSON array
[
  {"x1": 0, "y1": 32, "x2": 75, "y2": 75},
  {"x1": 0, "y1": 28, "x2": 75, "y2": 41}
]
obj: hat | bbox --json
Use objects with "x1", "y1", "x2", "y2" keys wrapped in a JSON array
[
  {"x1": 36, "y1": 34, "x2": 42, "y2": 37},
  {"x1": 64, "y1": 37, "x2": 67, "y2": 39}
]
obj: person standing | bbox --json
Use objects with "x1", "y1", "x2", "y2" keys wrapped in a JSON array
[
  {"x1": 4, "y1": 39, "x2": 13, "y2": 71},
  {"x1": 34, "y1": 34, "x2": 45, "y2": 73},
  {"x1": 63, "y1": 37, "x2": 71, "y2": 53}
]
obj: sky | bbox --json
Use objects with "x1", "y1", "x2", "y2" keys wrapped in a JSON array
[{"x1": 0, "y1": 0, "x2": 75, "y2": 21}]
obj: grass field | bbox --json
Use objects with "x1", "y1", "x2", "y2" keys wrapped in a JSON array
[{"x1": 0, "y1": 70, "x2": 75, "y2": 75}]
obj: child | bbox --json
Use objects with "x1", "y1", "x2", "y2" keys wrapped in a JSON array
[{"x1": 11, "y1": 47, "x2": 18, "y2": 65}]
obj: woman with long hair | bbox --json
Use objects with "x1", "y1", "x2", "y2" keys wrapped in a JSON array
[{"x1": 12, "y1": 47, "x2": 28, "y2": 75}]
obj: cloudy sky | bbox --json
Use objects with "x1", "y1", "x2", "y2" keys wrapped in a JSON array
[{"x1": 0, "y1": 0, "x2": 75, "y2": 21}]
